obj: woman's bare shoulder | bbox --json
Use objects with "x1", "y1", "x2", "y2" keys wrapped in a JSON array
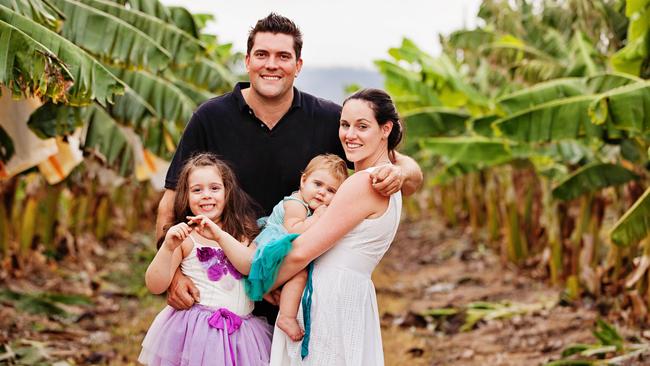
[{"x1": 336, "y1": 170, "x2": 384, "y2": 202}]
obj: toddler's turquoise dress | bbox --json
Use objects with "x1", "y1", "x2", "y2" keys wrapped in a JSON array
[
  {"x1": 245, "y1": 195, "x2": 311, "y2": 300},
  {"x1": 244, "y1": 194, "x2": 315, "y2": 358}
]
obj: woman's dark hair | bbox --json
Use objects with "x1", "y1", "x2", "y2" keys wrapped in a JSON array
[
  {"x1": 171, "y1": 153, "x2": 260, "y2": 243},
  {"x1": 247, "y1": 13, "x2": 303, "y2": 59},
  {"x1": 343, "y1": 88, "x2": 403, "y2": 160}
]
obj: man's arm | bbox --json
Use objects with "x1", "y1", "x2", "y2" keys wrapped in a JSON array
[
  {"x1": 156, "y1": 189, "x2": 176, "y2": 246},
  {"x1": 370, "y1": 151, "x2": 423, "y2": 197},
  {"x1": 394, "y1": 151, "x2": 423, "y2": 196}
]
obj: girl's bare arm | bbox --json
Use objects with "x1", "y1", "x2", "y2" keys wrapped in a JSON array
[{"x1": 145, "y1": 238, "x2": 188, "y2": 294}]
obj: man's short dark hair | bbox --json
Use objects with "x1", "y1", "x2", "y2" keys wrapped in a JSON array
[{"x1": 247, "y1": 13, "x2": 303, "y2": 59}]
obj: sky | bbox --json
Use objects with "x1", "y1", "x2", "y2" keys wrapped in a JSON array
[{"x1": 159, "y1": 0, "x2": 483, "y2": 69}]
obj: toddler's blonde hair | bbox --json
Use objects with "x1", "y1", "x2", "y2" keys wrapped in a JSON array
[{"x1": 302, "y1": 154, "x2": 348, "y2": 184}]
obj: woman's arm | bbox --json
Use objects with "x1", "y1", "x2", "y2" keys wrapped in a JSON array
[{"x1": 270, "y1": 172, "x2": 386, "y2": 290}]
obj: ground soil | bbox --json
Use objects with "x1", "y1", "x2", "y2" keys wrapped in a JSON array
[
  {"x1": 0, "y1": 217, "x2": 643, "y2": 365},
  {"x1": 375, "y1": 218, "x2": 600, "y2": 366}
]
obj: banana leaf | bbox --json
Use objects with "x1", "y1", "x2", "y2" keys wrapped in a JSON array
[
  {"x1": 0, "y1": 0, "x2": 63, "y2": 30},
  {"x1": 75, "y1": 0, "x2": 203, "y2": 65},
  {"x1": 401, "y1": 107, "x2": 469, "y2": 152},
  {"x1": 470, "y1": 115, "x2": 499, "y2": 137},
  {"x1": 27, "y1": 102, "x2": 85, "y2": 138},
  {"x1": 389, "y1": 39, "x2": 490, "y2": 109},
  {"x1": 497, "y1": 78, "x2": 585, "y2": 114},
  {"x1": 169, "y1": 57, "x2": 235, "y2": 93},
  {"x1": 117, "y1": 0, "x2": 170, "y2": 21},
  {"x1": 0, "y1": 5, "x2": 124, "y2": 105},
  {"x1": 82, "y1": 104, "x2": 133, "y2": 173},
  {"x1": 565, "y1": 32, "x2": 602, "y2": 77},
  {"x1": 167, "y1": 6, "x2": 198, "y2": 38},
  {"x1": 551, "y1": 163, "x2": 639, "y2": 201},
  {"x1": 419, "y1": 137, "x2": 514, "y2": 166},
  {"x1": 170, "y1": 78, "x2": 216, "y2": 104},
  {"x1": 374, "y1": 60, "x2": 441, "y2": 108},
  {"x1": 610, "y1": 0, "x2": 649, "y2": 76},
  {"x1": 430, "y1": 162, "x2": 480, "y2": 185},
  {"x1": 107, "y1": 65, "x2": 195, "y2": 128},
  {"x1": 190, "y1": 13, "x2": 214, "y2": 35},
  {"x1": 494, "y1": 95, "x2": 603, "y2": 142},
  {"x1": 108, "y1": 87, "x2": 157, "y2": 127},
  {"x1": 51, "y1": 0, "x2": 171, "y2": 72},
  {"x1": 585, "y1": 73, "x2": 643, "y2": 94},
  {"x1": 447, "y1": 29, "x2": 496, "y2": 50},
  {"x1": 610, "y1": 188, "x2": 650, "y2": 247},
  {"x1": 0, "y1": 19, "x2": 73, "y2": 102},
  {"x1": 588, "y1": 81, "x2": 650, "y2": 134}
]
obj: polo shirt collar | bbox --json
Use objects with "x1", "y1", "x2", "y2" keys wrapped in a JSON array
[{"x1": 233, "y1": 82, "x2": 302, "y2": 113}]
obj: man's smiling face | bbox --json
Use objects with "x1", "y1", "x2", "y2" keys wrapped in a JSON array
[{"x1": 245, "y1": 32, "x2": 303, "y2": 102}]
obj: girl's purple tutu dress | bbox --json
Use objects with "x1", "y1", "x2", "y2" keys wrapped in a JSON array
[{"x1": 139, "y1": 235, "x2": 273, "y2": 366}]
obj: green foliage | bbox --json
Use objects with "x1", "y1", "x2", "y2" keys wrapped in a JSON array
[
  {"x1": 51, "y1": 0, "x2": 172, "y2": 71},
  {"x1": 0, "y1": 19, "x2": 72, "y2": 102},
  {"x1": 75, "y1": 0, "x2": 203, "y2": 65},
  {"x1": 610, "y1": 187, "x2": 650, "y2": 247},
  {"x1": 0, "y1": 288, "x2": 92, "y2": 319},
  {"x1": 83, "y1": 105, "x2": 133, "y2": 172},
  {"x1": 611, "y1": 0, "x2": 650, "y2": 76},
  {"x1": 27, "y1": 102, "x2": 84, "y2": 138},
  {"x1": 552, "y1": 163, "x2": 639, "y2": 201},
  {"x1": 0, "y1": 5, "x2": 125, "y2": 105}
]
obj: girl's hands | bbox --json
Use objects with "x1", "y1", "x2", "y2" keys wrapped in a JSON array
[
  {"x1": 187, "y1": 215, "x2": 223, "y2": 242},
  {"x1": 163, "y1": 222, "x2": 192, "y2": 252}
]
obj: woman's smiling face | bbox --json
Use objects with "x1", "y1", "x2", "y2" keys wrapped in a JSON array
[{"x1": 339, "y1": 99, "x2": 392, "y2": 166}]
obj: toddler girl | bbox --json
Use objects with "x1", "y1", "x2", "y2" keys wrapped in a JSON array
[
  {"x1": 245, "y1": 154, "x2": 348, "y2": 342},
  {"x1": 139, "y1": 153, "x2": 272, "y2": 366}
]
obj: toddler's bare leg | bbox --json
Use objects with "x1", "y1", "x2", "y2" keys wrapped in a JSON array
[{"x1": 277, "y1": 269, "x2": 308, "y2": 341}]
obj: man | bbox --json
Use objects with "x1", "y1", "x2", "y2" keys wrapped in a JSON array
[{"x1": 156, "y1": 13, "x2": 422, "y2": 318}]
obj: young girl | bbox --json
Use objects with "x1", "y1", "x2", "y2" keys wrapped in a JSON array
[
  {"x1": 139, "y1": 153, "x2": 273, "y2": 366},
  {"x1": 245, "y1": 154, "x2": 348, "y2": 342}
]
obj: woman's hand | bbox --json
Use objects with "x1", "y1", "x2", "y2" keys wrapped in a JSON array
[
  {"x1": 163, "y1": 222, "x2": 192, "y2": 252},
  {"x1": 187, "y1": 215, "x2": 223, "y2": 242}
]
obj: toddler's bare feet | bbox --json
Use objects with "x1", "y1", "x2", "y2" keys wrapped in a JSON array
[{"x1": 277, "y1": 314, "x2": 304, "y2": 341}]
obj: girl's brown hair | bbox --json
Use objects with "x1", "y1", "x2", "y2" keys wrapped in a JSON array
[{"x1": 172, "y1": 153, "x2": 260, "y2": 242}]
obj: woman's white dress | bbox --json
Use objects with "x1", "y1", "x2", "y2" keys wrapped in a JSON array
[{"x1": 269, "y1": 181, "x2": 402, "y2": 366}]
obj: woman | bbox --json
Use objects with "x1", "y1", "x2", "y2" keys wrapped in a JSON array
[{"x1": 269, "y1": 88, "x2": 403, "y2": 365}]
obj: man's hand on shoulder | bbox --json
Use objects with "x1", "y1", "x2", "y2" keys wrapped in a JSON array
[{"x1": 370, "y1": 164, "x2": 403, "y2": 196}]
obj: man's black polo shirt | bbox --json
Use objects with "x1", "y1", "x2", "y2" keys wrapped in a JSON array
[{"x1": 165, "y1": 82, "x2": 346, "y2": 216}]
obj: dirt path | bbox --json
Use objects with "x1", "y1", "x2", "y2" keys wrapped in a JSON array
[
  {"x1": 0, "y1": 218, "x2": 619, "y2": 365},
  {"x1": 375, "y1": 219, "x2": 599, "y2": 366}
]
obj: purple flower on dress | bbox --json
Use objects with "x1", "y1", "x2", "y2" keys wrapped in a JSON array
[{"x1": 196, "y1": 246, "x2": 243, "y2": 281}]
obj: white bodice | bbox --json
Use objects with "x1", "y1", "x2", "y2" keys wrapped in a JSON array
[
  {"x1": 315, "y1": 189, "x2": 402, "y2": 277},
  {"x1": 180, "y1": 236, "x2": 254, "y2": 316}
]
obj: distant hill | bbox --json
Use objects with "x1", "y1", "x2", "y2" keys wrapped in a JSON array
[{"x1": 295, "y1": 66, "x2": 384, "y2": 104}]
